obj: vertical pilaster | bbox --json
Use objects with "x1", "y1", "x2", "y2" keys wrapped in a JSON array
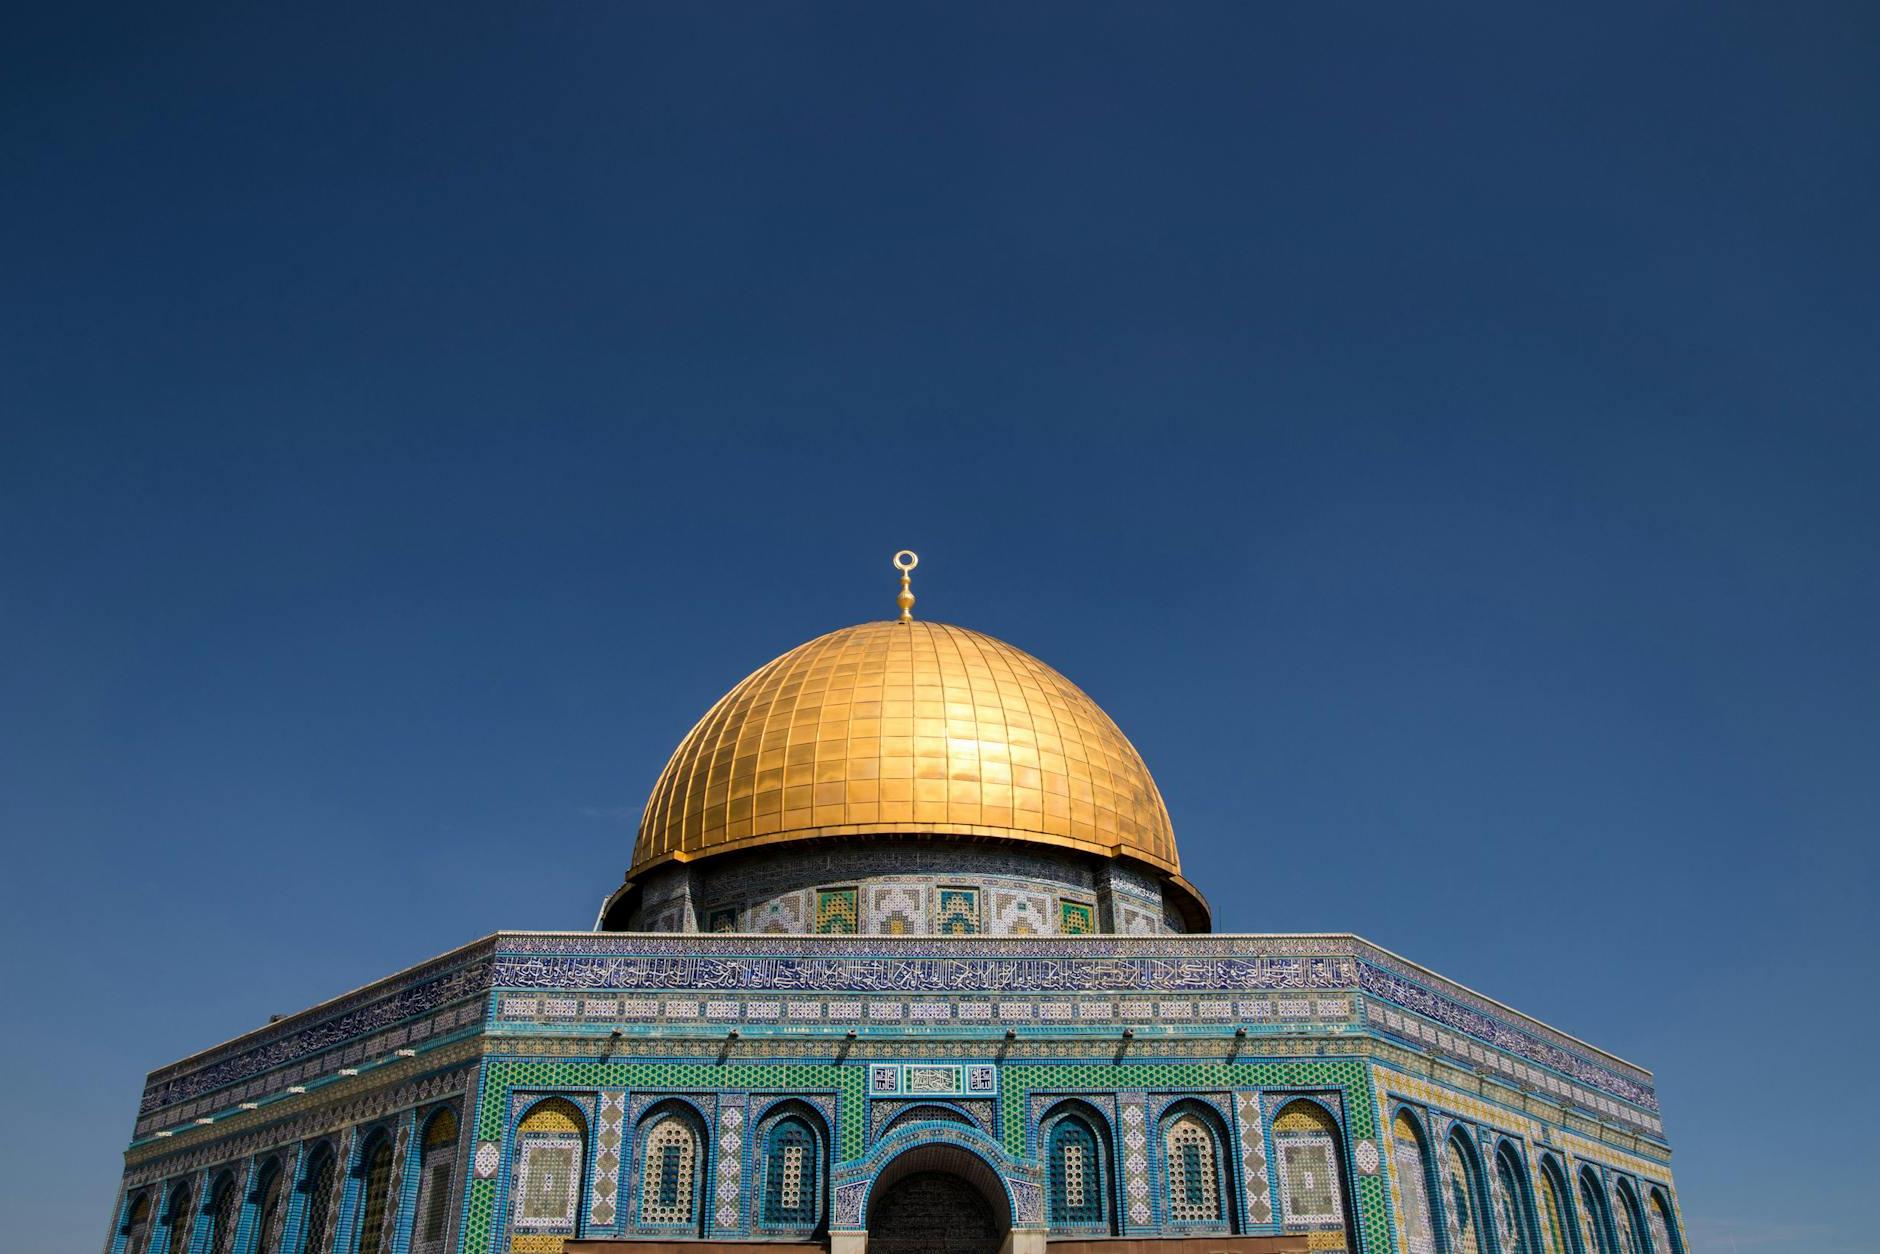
[
  {"x1": 712, "y1": 1093, "x2": 748, "y2": 1237},
  {"x1": 1117, "y1": 1090, "x2": 1150, "y2": 1233},
  {"x1": 1233, "y1": 1091, "x2": 1275, "y2": 1231},
  {"x1": 586, "y1": 1090, "x2": 626, "y2": 1235}
]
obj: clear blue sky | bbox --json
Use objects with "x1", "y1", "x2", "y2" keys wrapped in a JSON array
[{"x1": 3, "y1": 5, "x2": 1874, "y2": 1251}]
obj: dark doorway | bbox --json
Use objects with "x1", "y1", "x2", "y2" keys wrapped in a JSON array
[{"x1": 868, "y1": 1171, "x2": 1001, "y2": 1254}]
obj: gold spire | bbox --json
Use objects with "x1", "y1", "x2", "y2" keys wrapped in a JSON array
[{"x1": 892, "y1": 549, "x2": 918, "y2": 622}]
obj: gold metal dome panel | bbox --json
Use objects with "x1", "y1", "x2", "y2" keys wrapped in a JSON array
[{"x1": 633, "y1": 620, "x2": 1180, "y2": 878}]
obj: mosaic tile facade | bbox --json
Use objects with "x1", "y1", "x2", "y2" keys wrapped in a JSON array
[
  {"x1": 617, "y1": 843, "x2": 1141, "y2": 936},
  {"x1": 108, "y1": 932, "x2": 1681, "y2": 1254}
]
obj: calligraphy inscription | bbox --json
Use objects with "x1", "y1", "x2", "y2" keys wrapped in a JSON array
[{"x1": 491, "y1": 954, "x2": 1354, "y2": 995}]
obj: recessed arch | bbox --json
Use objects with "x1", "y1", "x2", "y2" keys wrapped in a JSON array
[
  {"x1": 1040, "y1": 1099, "x2": 1116, "y2": 1234},
  {"x1": 1535, "y1": 1155, "x2": 1577, "y2": 1254},
  {"x1": 202, "y1": 1170, "x2": 240, "y2": 1254},
  {"x1": 1440, "y1": 1129, "x2": 1491, "y2": 1254},
  {"x1": 299, "y1": 1143, "x2": 340, "y2": 1254},
  {"x1": 1272, "y1": 1098, "x2": 1351, "y2": 1253},
  {"x1": 1645, "y1": 1187, "x2": 1683, "y2": 1254},
  {"x1": 511, "y1": 1097, "x2": 589, "y2": 1248},
  {"x1": 1490, "y1": 1140, "x2": 1541, "y2": 1254},
  {"x1": 633, "y1": 1100, "x2": 707, "y2": 1233},
  {"x1": 161, "y1": 1180, "x2": 194, "y2": 1254},
  {"x1": 351, "y1": 1127, "x2": 397, "y2": 1254},
  {"x1": 1577, "y1": 1167, "x2": 1615, "y2": 1254},
  {"x1": 1388, "y1": 1107, "x2": 1440, "y2": 1254},
  {"x1": 1612, "y1": 1177, "x2": 1649, "y2": 1254},
  {"x1": 863, "y1": 1138, "x2": 1015, "y2": 1245},
  {"x1": 249, "y1": 1158, "x2": 288, "y2": 1254},
  {"x1": 755, "y1": 1099, "x2": 830, "y2": 1234},
  {"x1": 1157, "y1": 1098, "x2": 1233, "y2": 1233},
  {"x1": 412, "y1": 1106, "x2": 462, "y2": 1254},
  {"x1": 119, "y1": 1192, "x2": 153, "y2": 1254}
]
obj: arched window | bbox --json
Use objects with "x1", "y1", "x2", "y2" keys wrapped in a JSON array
[
  {"x1": 1388, "y1": 1111, "x2": 1439, "y2": 1254},
  {"x1": 299, "y1": 1145, "x2": 339, "y2": 1254},
  {"x1": 1612, "y1": 1180, "x2": 1647, "y2": 1254},
  {"x1": 120, "y1": 1193, "x2": 153, "y2": 1254},
  {"x1": 412, "y1": 1107, "x2": 461, "y2": 1254},
  {"x1": 511, "y1": 1098, "x2": 588, "y2": 1248},
  {"x1": 1441, "y1": 1134, "x2": 1490, "y2": 1254},
  {"x1": 163, "y1": 1182, "x2": 195, "y2": 1254},
  {"x1": 1045, "y1": 1112, "x2": 1109, "y2": 1231},
  {"x1": 1536, "y1": 1159, "x2": 1574, "y2": 1254},
  {"x1": 1160, "y1": 1109, "x2": 1227, "y2": 1228},
  {"x1": 1576, "y1": 1169, "x2": 1614, "y2": 1254},
  {"x1": 1491, "y1": 1144, "x2": 1538, "y2": 1254},
  {"x1": 1645, "y1": 1189, "x2": 1681, "y2": 1254},
  {"x1": 758, "y1": 1114, "x2": 821, "y2": 1230},
  {"x1": 638, "y1": 1112, "x2": 704, "y2": 1229},
  {"x1": 1273, "y1": 1100, "x2": 1349, "y2": 1254},
  {"x1": 353, "y1": 1132, "x2": 396, "y2": 1254},
  {"x1": 203, "y1": 1173, "x2": 240, "y2": 1254},
  {"x1": 249, "y1": 1160, "x2": 287, "y2": 1254}
]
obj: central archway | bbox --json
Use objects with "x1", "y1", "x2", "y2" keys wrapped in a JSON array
[{"x1": 865, "y1": 1143, "x2": 1012, "y2": 1254}]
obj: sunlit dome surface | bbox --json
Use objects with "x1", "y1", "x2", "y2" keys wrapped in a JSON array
[{"x1": 633, "y1": 619, "x2": 1183, "y2": 882}]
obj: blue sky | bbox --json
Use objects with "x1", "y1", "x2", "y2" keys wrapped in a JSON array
[{"x1": 3, "y1": 4, "x2": 1875, "y2": 1251}]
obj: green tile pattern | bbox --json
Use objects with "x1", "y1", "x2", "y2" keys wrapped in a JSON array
[
  {"x1": 1000, "y1": 1060, "x2": 1388, "y2": 1254},
  {"x1": 466, "y1": 1060, "x2": 865, "y2": 1254}
]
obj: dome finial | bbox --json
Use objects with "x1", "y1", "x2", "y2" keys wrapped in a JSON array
[{"x1": 892, "y1": 550, "x2": 918, "y2": 622}]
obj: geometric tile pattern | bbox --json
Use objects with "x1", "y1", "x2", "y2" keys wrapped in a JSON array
[
  {"x1": 587, "y1": 1092, "x2": 624, "y2": 1228},
  {"x1": 814, "y1": 889, "x2": 858, "y2": 935},
  {"x1": 1491, "y1": 1146, "x2": 1533, "y2": 1254},
  {"x1": 936, "y1": 887, "x2": 980, "y2": 935},
  {"x1": 1235, "y1": 1092, "x2": 1273, "y2": 1226},
  {"x1": 1118, "y1": 1092, "x2": 1151, "y2": 1230},
  {"x1": 1444, "y1": 1137, "x2": 1486, "y2": 1254},
  {"x1": 1387, "y1": 1111, "x2": 1439, "y2": 1254},
  {"x1": 110, "y1": 937, "x2": 1677, "y2": 1254},
  {"x1": 714, "y1": 1099, "x2": 745, "y2": 1232}
]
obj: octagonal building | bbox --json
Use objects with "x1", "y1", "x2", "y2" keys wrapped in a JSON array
[{"x1": 103, "y1": 577, "x2": 1686, "y2": 1254}]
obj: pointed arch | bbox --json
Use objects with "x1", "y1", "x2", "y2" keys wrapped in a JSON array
[
  {"x1": 1576, "y1": 1168, "x2": 1615, "y2": 1254},
  {"x1": 120, "y1": 1192, "x2": 153, "y2": 1254},
  {"x1": 351, "y1": 1129, "x2": 396, "y2": 1254},
  {"x1": 161, "y1": 1181, "x2": 195, "y2": 1254},
  {"x1": 1440, "y1": 1130, "x2": 1490, "y2": 1254},
  {"x1": 633, "y1": 1100, "x2": 707, "y2": 1233},
  {"x1": 412, "y1": 1106, "x2": 462, "y2": 1254},
  {"x1": 1535, "y1": 1155, "x2": 1576, "y2": 1254},
  {"x1": 299, "y1": 1143, "x2": 340, "y2": 1254},
  {"x1": 1272, "y1": 1098, "x2": 1351, "y2": 1254},
  {"x1": 1645, "y1": 1188, "x2": 1682, "y2": 1254},
  {"x1": 1041, "y1": 1100, "x2": 1115, "y2": 1234},
  {"x1": 202, "y1": 1171, "x2": 240, "y2": 1254},
  {"x1": 1491, "y1": 1141, "x2": 1541, "y2": 1254},
  {"x1": 1388, "y1": 1109, "x2": 1439, "y2": 1254},
  {"x1": 510, "y1": 1097, "x2": 589, "y2": 1251},
  {"x1": 1156, "y1": 1099, "x2": 1232, "y2": 1232},
  {"x1": 755, "y1": 1100, "x2": 828, "y2": 1233},
  {"x1": 1612, "y1": 1179, "x2": 1648, "y2": 1254},
  {"x1": 249, "y1": 1158, "x2": 288, "y2": 1254}
]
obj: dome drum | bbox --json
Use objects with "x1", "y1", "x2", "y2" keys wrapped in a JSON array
[{"x1": 599, "y1": 837, "x2": 1208, "y2": 935}]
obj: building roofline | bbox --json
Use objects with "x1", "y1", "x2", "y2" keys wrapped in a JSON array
[{"x1": 140, "y1": 928, "x2": 1650, "y2": 1091}]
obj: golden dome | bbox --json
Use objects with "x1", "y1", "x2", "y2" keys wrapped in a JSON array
[{"x1": 633, "y1": 619, "x2": 1185, "y2": 885}]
